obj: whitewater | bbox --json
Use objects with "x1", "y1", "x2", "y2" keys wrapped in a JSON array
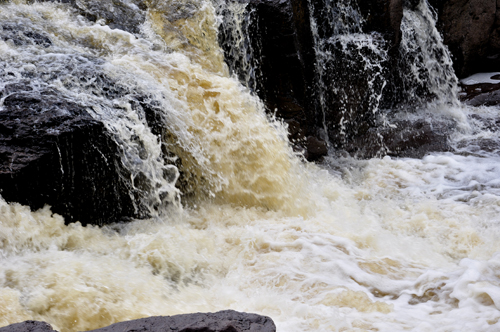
[{"x1": 2, "y1": 0, "x2": 500, "y2": 331}]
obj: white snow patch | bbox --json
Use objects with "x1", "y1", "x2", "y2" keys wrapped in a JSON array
[{"x1": 461, "y1": 72, "x2": 500, "y2": 85}]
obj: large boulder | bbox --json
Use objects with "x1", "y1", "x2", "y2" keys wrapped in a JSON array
[{"x1": 0, "y1": 21, "x2": 175, "y2": 225}]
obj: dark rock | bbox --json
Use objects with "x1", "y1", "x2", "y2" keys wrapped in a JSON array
[
  {"x1": 0, "y1": 92, "x2": 140, "y2": 226},
  {"x1": 88, "y1": 310, "x2": 276, "y2": 332},
  {"x1": 429, "y1": 0, "x2": 500, "y2": 77},
  {"x1": 219, "y1": 0, "x2": 319, "y2": 155},
  {"x1": 358, "y1": 0, "x2": 403, "y2": 44},
  {"x1": 462, "y1": 89, "x2": 500, "y2": 106},
  {"x1": 305, "y1": 136, "x2": 328, "y2": 161},
  {"x1": 0, "y1": 321, "x2": 57, "y2": 332},
  {"x1": 0, "y1": 48, "x2": 174, "y2": 225}
]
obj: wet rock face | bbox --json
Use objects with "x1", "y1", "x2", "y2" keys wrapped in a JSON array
[
  {"x1": 0, "y1": 91, "x2": 139, "y2": 226},
  {"x1": 0, "y1": 29, "x2": 173, "y2": 225},
  {"x1": 219, "y1": 0, "x2": 324, "y2": 161},
  {"x1": 429, "y1": 0, "x2": 500, "y2": 77},
  {"x1": 0, "y1": 311, "x2": 276, "y2": 332},
  {"x1": 357, "y1": 0, "x2": 403, "y2": 44}
]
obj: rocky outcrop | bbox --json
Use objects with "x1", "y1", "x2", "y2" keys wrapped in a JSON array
[
  {"x1": 0, "y1": 311, "x2": 276, "y2": 332},
  {"x1": 344, "y1": 119, "x2": 451, "y2": 158},
  {"x1": 429, "y1": 0, "x2": 500, "y2": 77}
]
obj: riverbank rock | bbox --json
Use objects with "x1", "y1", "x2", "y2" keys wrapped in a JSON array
[
  {"x1": 459, "y1": 72, "x2": 500, "y2": 106},
  {"x1": 0, "y1": 311, "x2": 276, "y2": 332},
  {"x1": 429, "y1": 0, "x2": 500, "y2": 78},
  {"x1": 89, "y1": 310, "x2": 275, "y2": 332}
]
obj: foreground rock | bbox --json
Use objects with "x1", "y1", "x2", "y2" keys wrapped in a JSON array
[
  {"x1": 0, "y1": 311, "x2": 276, "y2": 332},
  {"x1": 0, "y1": 321, "x2": 57, "y2": 332}
]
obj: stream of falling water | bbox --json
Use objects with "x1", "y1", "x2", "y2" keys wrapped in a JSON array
[{"x1": 2, "y1": 1, "x2": 500, "y2": 332}]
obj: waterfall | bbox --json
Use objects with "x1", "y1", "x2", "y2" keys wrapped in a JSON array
[
  {"x1": 214, "y1": 0, "x2": 262, "y2": 94},
  {"x1": 306, "y1": 0, "x2": 388, "y2": 146},
  {"x1": 399, "y1": 0, "x2": 460, "y2": 108}
]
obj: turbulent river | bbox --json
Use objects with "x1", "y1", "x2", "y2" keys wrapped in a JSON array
[{"x1": 2, "y1": 0, "x2": 500, "y2": 331}]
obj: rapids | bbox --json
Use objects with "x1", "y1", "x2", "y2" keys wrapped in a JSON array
[{"x1": 2, "y1": 0, "x2": 500, "y2": 331}]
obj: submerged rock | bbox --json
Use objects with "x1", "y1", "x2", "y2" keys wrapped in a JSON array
[{"x1": 0, "y1": 311, "x2": 276, "y2": 332}]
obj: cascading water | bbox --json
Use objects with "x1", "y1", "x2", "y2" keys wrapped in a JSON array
[
  {"x1": 306, "y1": 0, "x2": 388, "y2": 146},
  {"x1": 2, "y1": 1, "x2": 500, "y2": 332},
  {"x1": 399, "y1": 0, "x2": 460, "y2": 108},
  {"x1": 214, "y1": 0, "x2": 261, "y2": 94}
]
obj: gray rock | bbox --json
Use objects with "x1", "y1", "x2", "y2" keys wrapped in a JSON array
[
  {"x1": 0, "y1": 321, "x2": 57, "y2": 332},
  {"x1": 88, "y1": 310, "x2": 276, "y2": 332}
]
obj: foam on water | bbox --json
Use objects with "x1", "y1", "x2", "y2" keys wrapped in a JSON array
[{"x1": 2, "y1": 1, "x2": 500, "y2": 332}]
